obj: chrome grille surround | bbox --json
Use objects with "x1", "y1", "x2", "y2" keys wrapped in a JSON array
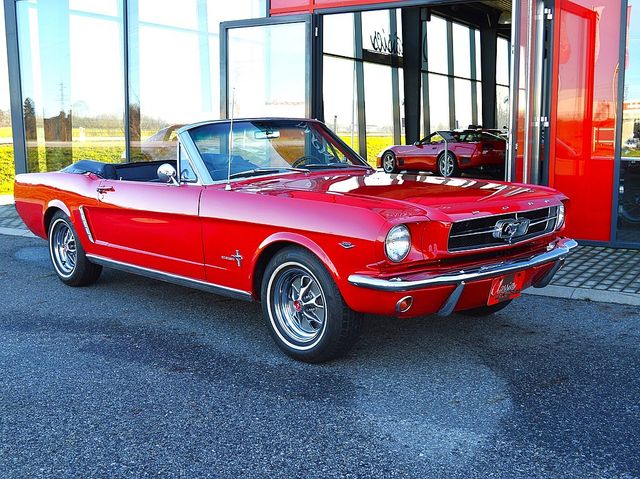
[{"x1": 448, "y1": 206, "x2": 559, "y2": 252}]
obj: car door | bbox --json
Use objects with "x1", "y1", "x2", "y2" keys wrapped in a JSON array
[
  {"x1": 413, "y1": 133, "x2": 442, "y2": 171},
  {"x1": 86, "y1": 161, "x2": 205, "y2": 281}
]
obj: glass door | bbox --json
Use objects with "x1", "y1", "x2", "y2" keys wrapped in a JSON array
[
  {"x1": 616, "y1": 0, "x2": 640, "y2": 244},
  {"x1": 220, "y1": 15, "x2": 314, "y2": 119},
  {"x1": 509, "y1": 0, "x2": 552, "y2": 184}
]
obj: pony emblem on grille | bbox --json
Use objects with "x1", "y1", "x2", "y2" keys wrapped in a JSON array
[{"x1": 492, "y1": 218, "x2": 531, "y2": 241}]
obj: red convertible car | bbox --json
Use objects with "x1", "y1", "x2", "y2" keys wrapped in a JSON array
[
  {"x1": 378, "y1": 130, "x2": 507, "y2": 177},
  {"x1": 14, "y1": 118, "x2": 576, "y2": 362}
]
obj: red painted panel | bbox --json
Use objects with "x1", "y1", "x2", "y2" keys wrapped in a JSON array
[
  {"x1": 270, "y1": 0, "x2": 403, "y2": 15},
  {"x1": 548, "y1": 0, "x2": 621, "y2": 242}
]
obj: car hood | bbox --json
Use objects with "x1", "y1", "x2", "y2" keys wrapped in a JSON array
[{"x1": 241, "y1": 170, "x2": 566, "y2": 222}]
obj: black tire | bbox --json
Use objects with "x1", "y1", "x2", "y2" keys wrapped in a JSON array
[
  {"x1": 48, "y1": 210, "x2": 102, "y2": 286},
  {"x1": 460, "y1": 300, "x2": 512, "y2": 317},
  {"x1": 382, "y1": 151, "x2": 398, "y2": 173},
  {"x1": 437, "y1": 151, "x2": 460, "y2": 177},
  {"x1": 261, "y1": 247, "x2": 363, "y2": 363}
]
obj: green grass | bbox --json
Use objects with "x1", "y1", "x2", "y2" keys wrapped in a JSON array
[{"x1": 0, "y1": 145, "x2": 15, "y2": 195}]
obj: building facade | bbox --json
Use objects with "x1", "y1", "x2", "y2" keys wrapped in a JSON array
[{"x1": 1, "y1": 0, "x2": 639, "y2": 247}]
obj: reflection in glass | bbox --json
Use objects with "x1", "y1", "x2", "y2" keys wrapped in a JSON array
[
  {"x1": 364, "y1": 62, "x2": 393, "y2": 164},
  {"x1": 428, "y1": 73, "x2": 449, "y2": 131},
  {"x1": 227, "y1": 22, "x2": 306, "y2": 119},
  {"x1": 0, "y1": 1, "x2": 14, "y2": 194},
  {"x1": 452, "y1": 23, "x2": 471, "y2": 79},
  {"x1": 323, "y1": 13, "x2": 354, "y2": 58},
  {"x1": 17, "y1": 0, "x2": 125, "y2": 174},
  {"x1": 496, "y1": 37, "x2": 510, "y2": 85},
  {"x1": 129, "y1": 0, "x2": 265, "y2": 161},
  {"x1": 454, "y1": 78, "x2": 473, "y2": 129},
  {"x1": 617, "y1": 0, "x2": 640, "y2": 243},
  {"x1": 496, "y1": 85, "x2": 510, "y2": 130},
  {"x1": 475, "y1": 29, "x2": 482, "y2": 81},
  {"x1": 426, "y1": 16, "x2": 447, "y2": 75},
  {"x1": 323, "y1": 56, "x2": 358, "y2": 150}
]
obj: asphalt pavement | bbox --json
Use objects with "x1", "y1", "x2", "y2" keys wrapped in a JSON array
[{"x1": 1, "y1": 234, "x2": 638, "y2": 478}]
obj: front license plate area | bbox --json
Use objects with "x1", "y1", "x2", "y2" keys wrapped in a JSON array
[{"x1": 488, "y1": 271, "x2": 525, "y2": 305}]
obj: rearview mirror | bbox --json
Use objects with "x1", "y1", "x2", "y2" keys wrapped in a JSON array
[
  {"x1": 157, "y1": 163, "x2": 178, "y2": 185},
  {"x1": 255, "y1": 130, "x2": 280, "y2": 140}
]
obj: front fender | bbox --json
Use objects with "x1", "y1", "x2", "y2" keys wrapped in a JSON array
[{"x1": 251, "y1": 232, "x2": 340, "y2": 287}]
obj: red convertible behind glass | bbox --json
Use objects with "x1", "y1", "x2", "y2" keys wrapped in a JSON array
[
  {"x1": 378, "y1": 130, "x2": 507, "y2": 177},
  {"x1": 14, "y1": 119, "x2": 576, "y2": 362}
]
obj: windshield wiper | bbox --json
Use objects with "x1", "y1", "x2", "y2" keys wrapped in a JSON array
[
  {"x1": 303, "y1": 162, "x2": 370, "y2": 170},
  {"x1": 228, "y1": 167, "x2": 308, "y2": 179}
]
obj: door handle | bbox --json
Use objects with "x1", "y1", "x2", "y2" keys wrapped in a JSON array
[{"x1": 97, "y1": 186, "x2": 115, "y2": 193}]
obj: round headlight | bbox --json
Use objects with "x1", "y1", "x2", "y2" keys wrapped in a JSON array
[
  {"x1": 556, "y1": 204, "x2": 565, "y2": 230},
  {"x1": 385, "y1": 225, "x2": 411, "y2": 262}
]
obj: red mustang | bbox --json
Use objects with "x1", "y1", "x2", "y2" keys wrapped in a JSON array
[
  {"x1": 378, "y1": 130, "x2": 507, "y2": 177},
  {"x1": 14, "y1": 119, "x2": 575, "y2": 362}
]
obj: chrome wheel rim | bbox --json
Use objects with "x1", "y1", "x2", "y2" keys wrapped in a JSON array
[
  {"x1": 439, "y1": 154, "x2": 455, "y2": 177},
  {"x1": 50, "y1": 219, "x2": 77, "y2": 277},
  {"x1": 383, "y1": 153, "x2": 395, "y2": 173},
  {"x1": 270, "y1": 265, "x2": 327, "y2": 345}
]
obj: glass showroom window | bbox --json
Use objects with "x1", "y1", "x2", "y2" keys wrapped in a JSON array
[
  {"x1": 16, "y1": 0, "x2": 125, "y2": 173},
  {"x1": 128, "y1": 0, "x2": 265, "y2": 162},
  {"x1": 616, "y1": 0, "x2": 640, "y2": 244},
  {"x1": 423, "y1": 16, "x2": 482, "y2": 133},
  {"x1": 0, "y1": 1, "x2": 14, "y2": 194},
  {"x1": 496, "y1": 36, "x2": 510, "y2": 130},
  {"x1": 323, "y1": 13, "x2": 358, "y2": 151}
]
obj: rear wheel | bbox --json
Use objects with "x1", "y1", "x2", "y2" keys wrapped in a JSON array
[
  {"x1": 437, "y1": 151, "x2": 460, "y2": 177},
  {"x1": 261, "y1": 247, "x2": 362, "y2": 362},
  {"x1": 460, "y1": 300, "x2": 512, "y2": 317},
  {"x1": 48, "y1": 211, "x2": 102, "y2": 286},
  {"x1": 382, "y1": 151, "x2": 398, "y2": 173}
]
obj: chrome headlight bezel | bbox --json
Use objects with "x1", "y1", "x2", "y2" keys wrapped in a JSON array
[
  {"x1": 555, "y1": 204, "x2": 566, "y2": 230},
  {"x1": 385, "y1": 224, "x2": 411, "y2": 262}
]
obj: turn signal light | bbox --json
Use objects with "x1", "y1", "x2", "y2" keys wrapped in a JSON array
[{"x1": 396, "y1": 296, "x2": 414, "y2": 313}]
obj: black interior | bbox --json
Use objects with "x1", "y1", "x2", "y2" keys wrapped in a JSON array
[{"x1": 63, "y1": 159, "x2": 177, "y2": 182}]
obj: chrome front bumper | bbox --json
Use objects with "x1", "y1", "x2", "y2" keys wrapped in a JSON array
[{"x1": 348, "y1": 238, "x2": 578, "y2": 293}]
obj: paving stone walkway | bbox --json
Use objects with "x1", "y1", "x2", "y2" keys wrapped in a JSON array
[{"x1": 1, "y1": 203, "x2": 638, "y2": 305}]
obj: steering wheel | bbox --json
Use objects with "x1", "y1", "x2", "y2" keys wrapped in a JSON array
[{"x1": 291, "y1": 156, "x2": 318, "y2": 168}]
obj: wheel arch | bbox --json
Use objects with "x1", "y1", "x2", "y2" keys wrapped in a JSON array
[
  {"x1": 250, "y1": 233, "x2": 339, "y2": 301},
  {"x1": 43, "y1": 200, "x2": 72, "y2": 236}
]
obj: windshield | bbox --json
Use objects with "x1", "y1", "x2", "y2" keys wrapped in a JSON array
[
  {"x1": 421, "y1": 131, "x2": 456, "y2": 144},
  {"x1": 187, "y1": 120, "x2": 369, "y2": 181}
]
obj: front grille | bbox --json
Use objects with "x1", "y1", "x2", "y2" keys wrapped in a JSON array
[{"x1": 448, "y1": 206, "x2": 559, "y2": 252}]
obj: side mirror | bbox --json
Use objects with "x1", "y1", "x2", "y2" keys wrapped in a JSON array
[
  {"x1": 413, "y1": 141, "x2": 422, "y2": 147},
  {"x1": 157, "y1": 163, "x2": 178, "y2": 185}
]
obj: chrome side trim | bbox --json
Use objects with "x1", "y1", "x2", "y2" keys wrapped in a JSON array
[
  {"x1": 86, "y1": 254, "x2": 253, "y2": 301},
  {"x1": 347, "y1": 238, "x2": 578, "y2": 292},
  {"x1": 78, "y1": 206, "x2": 94, "y2": 243}
]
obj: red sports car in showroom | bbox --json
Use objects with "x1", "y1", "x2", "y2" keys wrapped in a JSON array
[
  {"x1": 14, "y1": 118, "x2": 575, "y2": 362},
  {"x1": 378, "y1": 130, "x2": 507, "y2": 177}
]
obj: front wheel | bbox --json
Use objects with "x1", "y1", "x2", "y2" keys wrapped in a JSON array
[
  {"x1": 437, "y1": 151, "x2": 460, "y2": 177},
  {"x1": 48, "y1": 211, "x2": 102, "y2": 286},
  {"x1": 261, "y1": 247, "x2": 363, "y2": 362}
]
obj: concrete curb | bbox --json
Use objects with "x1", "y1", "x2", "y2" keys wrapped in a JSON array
[
  {"x1": 524, "y1": 284, "x2": 640, "y2": 307},
  {"x1": 1, "y1": 226, "x2": 638, "y2": 307},
  {"x1": 0, "y1": 227, "x2": 36, "y2": 238}
]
